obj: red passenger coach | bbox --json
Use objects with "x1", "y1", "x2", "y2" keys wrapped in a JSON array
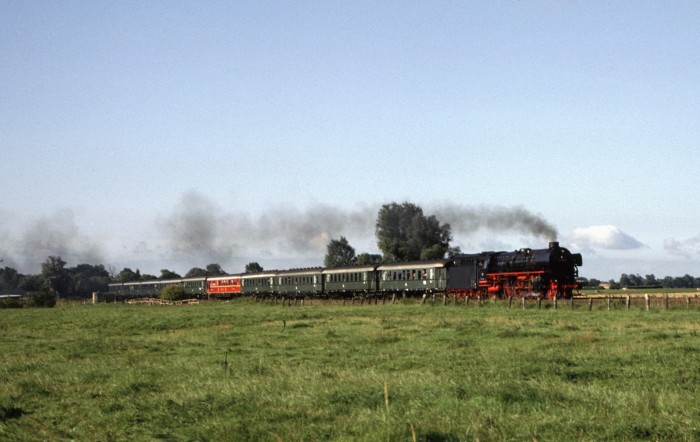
[{"x1": 206, "y1": 276, "x2": 242, "y2": 296}]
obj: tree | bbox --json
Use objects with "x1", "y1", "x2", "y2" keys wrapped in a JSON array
[
  {"x1": 324, "y1": 237, "x2": 356, "y2": 268},
  {"x1": 159, "y1": 269, "x2": 181, "y2": 280},
  {"x1": 447, "y1": 246, "x2": 462, "y2": 257},
  {"x1": 116, "y1": 268, "x2": 141, "y2": 283},
  {"x1": 375, "y1": 202, "x2": 451, "y2": 262},
  {"x1": 0, "y1": 266, "x2": 21, "y2": 294},
  {"x1": 206, "y1": 263, "x2": 227, "y2": 276},
  {"x1": 70, "y1": 264, "x2": 110, "y2": 298},
  {"x1": 41, "y1": 256, "x2": 72, "y2": 297},
  {"x1": 354, "y1": 253, "x2": 383, "y2": 265},
  {"x1": 644, "y1": 274, "x2": 659, "y2": 286},
  {"x1": 245, "y1": 262, "x2": 263, "y2": 273},
  {"x1": 28, "y1": 285, "x2": 57, "y2": 308},
  {"x1": 185, "y1": 267, "x2": 207, "y2": 278},
  {"x1": 160, "y1": 285, "x2": 188, "y2": 301},
  {"x1": 19, "y1": 274, "x2": 43, "y2": 293}
]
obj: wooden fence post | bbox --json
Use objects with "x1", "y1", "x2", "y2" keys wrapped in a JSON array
[
  {"x1": 645, "y1": 293, "x2": 650, "y2": 311},
  {"x1": 664, "y1": 293, "x2": 669, "y2": 310},
  {"x1": 521, "y1": 297, "x2": 526, "y2": 309},
  {"x1": 537, "y1": 297, "x2": 542, "y2": 310},
  {"x1": 553, "y1": 295, "x2": 558, "y2": 310},
  {"x1": 588, "y1": 297, "x2": 593, "y2": 311},
  {"x1": 571, "y1": 297, "x2": 575, "y2": 310},
  {"x1": 626, "y1": 295, "x2": 631, "y2": 310},
  {"x1": 509, "y1": 296, "x2": 513, "y2": 309},
  {"x1": 686, "y1": 296, "x2": 691, "y2": 310},
  {"x1": 607, "y1": 296, "x2": 611, "y2": 311}
]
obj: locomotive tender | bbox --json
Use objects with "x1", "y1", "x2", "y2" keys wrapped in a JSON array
[{"x1": 108, "y1": 242, "x2": 581, "y2": 300}]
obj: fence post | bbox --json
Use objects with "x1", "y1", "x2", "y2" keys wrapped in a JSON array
[
  {"x1": 687, "y1": 296, "x2": 691, "y2": 310},
  {"x1": 588, "y1": 297, "x2": 593, "y2": 311},
  {"x1": 645, "y1": 293, "x2": 650, "y2": 311},
  {"x1": 553, "y1": 295, "x2": 558, "y2": 310},
  {"x1": 664, "y1": 293, "x2": 669, "y2": 310},
  {"x1": 571, "y1": 296, "x2": 575, "y2": 310},
  {"x1": 607, "y1": 296, "x2": 611, "y2": 311},
  {"x1": 626, "y1": 295, "x2": 631, "y2": 310},
  {"x1": 509, "y1": 296, "x2": 513, "y2": 309},
  {"x1": 522, "y1": 297, "x2": 526, "y2": 309},
  {"x1": 537, "y1": 297, "x2": 542, "y2": 309}
]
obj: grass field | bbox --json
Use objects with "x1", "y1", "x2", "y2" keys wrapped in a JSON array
[{"x1": 2, "y1": 300, "x2": 700, "y2": 441}]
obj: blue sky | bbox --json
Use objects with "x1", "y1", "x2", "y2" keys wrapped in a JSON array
[{"x1": 1, "y1": 1, "x2": 698, "y2": 280}]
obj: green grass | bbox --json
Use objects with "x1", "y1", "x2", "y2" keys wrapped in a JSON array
[{"x1": 2, "y1": 301, "x2": 700, "y2": 441}]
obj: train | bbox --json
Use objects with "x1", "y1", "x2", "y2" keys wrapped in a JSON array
[{"x1": 107, "y1": 242, "x2": 582, "y2": 300}]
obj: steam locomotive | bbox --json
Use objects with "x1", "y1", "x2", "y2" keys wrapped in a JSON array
[{"x1": 108, "y1": 242, "x2": 582, "y2": 300}]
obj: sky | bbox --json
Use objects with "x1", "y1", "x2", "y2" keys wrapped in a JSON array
[{"x1": 1, "y1": 1, "x2": 699, "y2": 281}]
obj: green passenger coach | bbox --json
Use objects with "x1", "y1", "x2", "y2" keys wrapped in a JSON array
[
  {"x1": 322, "y1": 265, "x2": 378, "y2": 297},
  {"x1": 377, "y1": 260, "x2": 449, "y2": 296}
]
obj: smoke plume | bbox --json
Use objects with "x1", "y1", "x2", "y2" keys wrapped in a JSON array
[
  {"x1": 159, "y1": 192, "x2": 375, "y2": 260},
  {"x1": 432, "y1": 204, "x2": 558, "y2": 241},
  {"x1": 160, "y1": 193, "x2": 558, "y2": 262},
  {"x1": 15, "y1": 209, "x2": 104, "y2": 271}
]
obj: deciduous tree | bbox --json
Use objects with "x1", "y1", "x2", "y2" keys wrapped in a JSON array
[
  {"x1": 324, "y1": 237, "x2": 356, "y2": 268},
  {"x1": 375, "y1": 202, "x2": 451, "y2": 262},
  {"x1": 245, "y1": 262, "x2": 263, "y2": 273}
]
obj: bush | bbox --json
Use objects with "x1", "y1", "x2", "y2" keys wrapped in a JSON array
[
  {"x1": 27, "y1": 287, "x2": 57, "y2": 308},
  {"x1": 160, "y1": 285, "x2": 189, "y2": 301},
  {"x1": 0, "y1": 296, "x2": 22, "y2": 309}
]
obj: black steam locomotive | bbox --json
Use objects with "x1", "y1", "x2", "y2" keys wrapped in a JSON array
[
  {"x1": 108, "y1": 242, "x2": 582, "y2": 300},
  {"x1": 447, "y1": 241, "x2": 582, "y2": 299}
]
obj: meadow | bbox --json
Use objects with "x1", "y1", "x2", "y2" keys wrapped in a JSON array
[{"x1": 1, "y1": 299, "x2": 699, "y2": 441}]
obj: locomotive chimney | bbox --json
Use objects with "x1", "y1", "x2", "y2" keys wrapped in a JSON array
[{"x1": 549, "y1": 241, "x2": 559, "y2": 249}]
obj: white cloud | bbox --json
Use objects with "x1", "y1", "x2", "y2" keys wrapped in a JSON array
[
  {"x1": 569, "y1": 225, "x2": 644, "y2": 252},
  {"x1": 664, "y1": 234, "x2": 700, "y2": 259}
]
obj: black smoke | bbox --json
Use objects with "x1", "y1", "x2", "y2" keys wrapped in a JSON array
[
  {"x1": 159, "y1": 191, "x2": 375, "y2": 260},
  {"x1": 433, "y1": 204, "x2": 558, "y2": 241},
  {"x1": 159, "y1": 193, "x2": 558, "y2": 260},
  {"x1": 8, "y1": 209, "x2": 105, "y2": 272}
]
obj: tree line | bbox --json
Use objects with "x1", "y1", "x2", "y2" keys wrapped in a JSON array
[{"x1": 579, "y1": 274, "x2": 700, "y2": 290}]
